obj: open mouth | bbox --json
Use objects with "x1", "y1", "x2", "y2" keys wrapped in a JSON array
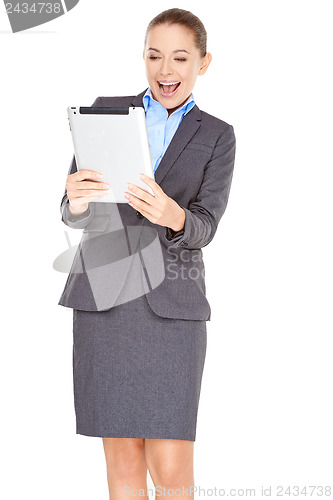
[{"x1": 158, "y1": 81, "x2": 181, "y2": 96}]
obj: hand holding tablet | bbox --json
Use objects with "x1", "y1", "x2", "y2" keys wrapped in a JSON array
[{"x1": 66, "y1": 169, "x2": 110, "y2": 215}]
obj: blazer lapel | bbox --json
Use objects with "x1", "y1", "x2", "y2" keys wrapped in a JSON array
[{"x1": 131, "y1": 89, "x2": 202, "y2": 185}]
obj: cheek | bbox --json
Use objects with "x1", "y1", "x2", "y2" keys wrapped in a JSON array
[
  {"x1": 146, "y1": 62, "x2": 159, "y2": 78},
  {"x1": 182, "y1": 67, "x2": 198, "y2": 84},
  {"x1": 145, "y1": 64, "x2": 154, "y2": 79}
]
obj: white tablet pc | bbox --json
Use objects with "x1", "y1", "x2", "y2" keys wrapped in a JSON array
[{"x1": 67, "y1": 106, "x2": 155, "y2": 203}]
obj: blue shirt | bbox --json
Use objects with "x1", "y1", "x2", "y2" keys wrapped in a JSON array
[{"x1": 142, "y1": 88, "x2": 196, "y2": 173}]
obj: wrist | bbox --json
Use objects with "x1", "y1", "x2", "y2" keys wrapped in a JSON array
[
  {"x1": 68, "y1": 203, "x2": 89, "y2": 216},
  {"x1": 170, "y1": 207, "x2": 186, "y2": 232}
]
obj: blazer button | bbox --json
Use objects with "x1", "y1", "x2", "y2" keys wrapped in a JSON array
[{"x1": 136, "y1": 211, "x2": 144, "y2": 219}]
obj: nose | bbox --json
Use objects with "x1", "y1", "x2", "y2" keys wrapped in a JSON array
[{"x1": 160, "y1": 57, "x2": 173, "y2": 76}]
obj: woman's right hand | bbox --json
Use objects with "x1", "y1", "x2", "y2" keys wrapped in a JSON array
[{"x1": 66, "y1": 169, "x2": 109, "y2": 215}]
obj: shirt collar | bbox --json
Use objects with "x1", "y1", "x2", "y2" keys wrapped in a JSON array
[{"x1": 142, "y1": 87, "x2": 195, "y2": 117}]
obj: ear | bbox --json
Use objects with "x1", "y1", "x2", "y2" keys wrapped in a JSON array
[{"x1": 198, "y1": 52, "x2": 212, "y2": 76}]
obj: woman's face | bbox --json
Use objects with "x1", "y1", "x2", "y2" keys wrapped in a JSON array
[{"x1": 144, "y1": 23, "x2": 212, "y2": 114}]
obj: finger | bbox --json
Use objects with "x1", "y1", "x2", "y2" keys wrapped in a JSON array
[
  {"x1": 126, "y1": 183, "x2": 155, "y2": 204},
  {"x1": 72, "y1": 188, "x2": 109, "y2": 197},
  {"x1": 71, "y1": 191, "x2": 107, "y2": 204},
  {"x1": 127, "y1": 202, "x2": 156, "y2": 224},
  {"x1": 127, "y1": 199, "x2": 148, "y2": 217},
  {"x1": 125, "y1": 195, "x2": 157, "y2": 218},
  {"x1": 75, "y1": 180, "x2": 109, "y2": 190},
  {"x1": 139, "y1": 174, "x2": 163, "y2": 197},
  {"x1": 73, "y1": 170, "x2": 103, "y2": 181}
]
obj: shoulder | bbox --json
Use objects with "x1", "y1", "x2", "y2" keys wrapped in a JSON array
[
  {"x1": 191, "y1": 107, "x2": 235, "y2": 148},
  {"x1": 200, "y1": 109, "x2": 233, "y2": 135}
]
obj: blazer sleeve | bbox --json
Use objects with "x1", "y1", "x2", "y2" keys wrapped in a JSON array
[
  {"x1": 60, "y1": 96, "x2": 101, "y2": 229},
  {"x1": 164, "y1": 123, "x2": 236, "y2": 249}
]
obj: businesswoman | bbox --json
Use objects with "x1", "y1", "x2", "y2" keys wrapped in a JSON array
[{"x1": 59, "y1": 8, "x2": 236, "y2": 499}]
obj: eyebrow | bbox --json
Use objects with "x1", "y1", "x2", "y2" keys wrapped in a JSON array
[{"x1": 147, "y1": 47, "x2": 191, "y2": 54}]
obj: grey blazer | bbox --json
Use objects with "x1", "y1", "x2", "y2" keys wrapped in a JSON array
[{"x1": 58, "y1": 89, "x2": 236, "y2": 320}]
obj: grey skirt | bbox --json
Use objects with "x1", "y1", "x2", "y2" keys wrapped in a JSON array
[{"x1": 72, "y1": 293, "x2": 207, "y2": 441}]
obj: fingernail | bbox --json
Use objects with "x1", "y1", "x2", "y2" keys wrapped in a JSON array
[
  {"x1": 140, "y1": 174, "x2": 145, "y2": 179},
  {"x1": 127, "y1": 183, "x2": 133, "y2": 190}
]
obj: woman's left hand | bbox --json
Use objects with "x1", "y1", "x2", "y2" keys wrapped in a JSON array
[{"x1": 124, "y1": 174, "x2": 186, "y2": 232}]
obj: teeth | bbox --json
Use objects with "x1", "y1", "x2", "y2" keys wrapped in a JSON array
[{"x1": 159, "y1": 81, "x2": 180, "y2": 86}]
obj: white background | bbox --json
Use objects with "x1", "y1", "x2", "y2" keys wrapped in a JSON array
[{"x1": 1, "y1": 0, "x2": 332, "y2": 498}]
